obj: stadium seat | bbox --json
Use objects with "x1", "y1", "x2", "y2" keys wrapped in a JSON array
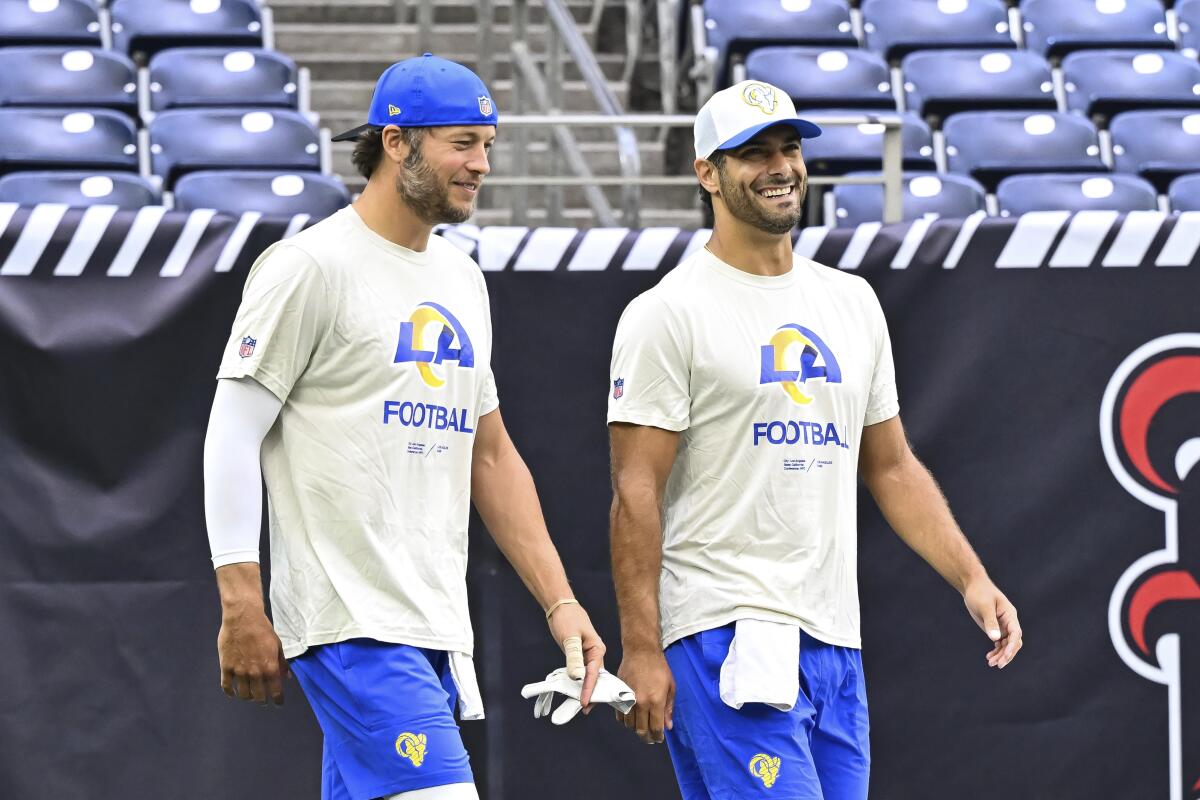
[
  {"x1": 802, "y1": 110, "x2": 935, "y2": 173},
  {"x1": 111, "y1": 0, "x2": 263, "y2": 57},
  {"x1": 995, "y1": 172, "x2": 1158, "y2": 216},
  {"x1": 1062, "y1": 50, "x2": 1200, "y2": 118},
  {"x1": 173, "y1": 171, "x2": 349, "y2": 218},
  {"x1": 0, "y1": 108, "x2": 138, "y2": 174},
  {"x1": 1111, "y1": 110, "x2": 1200, "y2": 190},
  {"x1": 0, "y1": 0, "x2": 102, "y2": 47},
  {"x1": 149, "y1": 108, "x2": 320, "y2": 186},
  {"x1": 0, "y1": 48, "x2": 137, "y2": 116},
  {"x1": 745, "y1": 48, "x2": 895, "y2": 110},
  {"x1": 1167, "y1": 173, "x2": 1200, "y2": 211},
  {"x1": 1020, "y1": 0, "x2": 1171, "y2": 59},
  {"x1": 832, "y1": 171, "x2": 987, "y2": 226},
  {"x1": 861, "y1": 0, "x2": 1013, "y2": 62},
  {"x1": 149, "y1": 48, "x2": 298, "y2": 112},
  {"x1": 943, "y1": 111, "x2": 1104, "y2": 187},
  {"x1": 1178, "y1": 0, "x2": 1200, "y2": 58},
  {"x1": 902, "y1": 49, "x2": 1055, "y2": 119},
  {"x1": 702, "y1": 0, "x2": 856, "y2": 86},
  {"x1": 0, "y1": 170, "x2": 159, "y2": 208}
]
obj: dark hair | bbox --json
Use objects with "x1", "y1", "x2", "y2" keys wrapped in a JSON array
[
  {"x1": 350, "y1": 126, "x2": 428, "y2": 180},
  {"x1": 698, "y1": 150, "x2": 727, "y2": 226}
]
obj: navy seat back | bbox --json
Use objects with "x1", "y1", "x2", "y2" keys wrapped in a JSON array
[
  {"x1": 802, "y1": 109, "x2": 935, "y2": 174},
  {"x1": 703, "y1": 0, "x2": 855, "y2": 85},
  {"x1": 1178, "y1": 0, "x2": 1200, "y2": 58},
  {"x1": 111, "y1": 0, "x2": 263, "y2": 57},
  {"x1": 0, "y1": 48, "x2": 137, "y2": 115},
  {"x1": 173, "y1": 171, "x2": 349, "y2": 218},
  {"x1": 149, "y1": 108, "x2": 320, "y2": 186},
  {"x1": 0, "y1": 0, "x2": 101, "y2": 47},
  {"x1": 0, "y1": 170, "x2": 158, "y2": 208},
  {"x1": 862, "y1": 0, "x2": 1013, "y2": 62},
  {"x1": 745, "y1": 48, "x2": 895, "y2": 110},
  {"x1": 1062, "y1": 50, "x2": 1200, "y2": 118},
  {"x1": 943, "y1": 111, "x2": 1104, "y2": 188},
  {"x1": 0, "y1": 107, "x2": 138, "y2": 174},
  {"x1": 149, "y1": 48, "x2": 298, "y2": 112},
  {"x1": 832, "y1": 171, "x2": 986, "y2": 226},
  {"x1": 1167, "y1": 173, "x2": 1200, "y2": 211},
  {"x1": 995, "y1": 172, "x2": 1158, "y2": 215},
  {"x1": 1020, "y1": 0, "x2": 1171, "y2": 58},
  {"x1": 902, "y1": 49, "x2": 1055, "y2": 119},
  {"x1": 1111, "y1": 110, "x2": 1200, "y2": 190}
]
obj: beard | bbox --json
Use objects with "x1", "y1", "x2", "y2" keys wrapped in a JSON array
[
  {"x1": 395, "y1": 144, "x2": 474, "y2": 225},
  {"x1": 717, "y1": 167, "x2": 807, "y2": 234}
]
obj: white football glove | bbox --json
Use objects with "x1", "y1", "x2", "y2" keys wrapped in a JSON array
[{"x1": 520, "y1": 667, "x2": 636, "y2": 725}]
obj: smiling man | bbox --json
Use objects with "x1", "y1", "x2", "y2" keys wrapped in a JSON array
[
  {"x1": 607, "y1": 80, "x2": 1022, "y2": 799},
  {"x1": 204, "y1": 54, "x2": 605, "y2": 800}
]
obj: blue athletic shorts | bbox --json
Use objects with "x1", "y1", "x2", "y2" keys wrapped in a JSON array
[
  {"x1": 290, "y1": 639, "x2": 475, "y2": 800},
  {"x1": 664, "y1": 624, "x2": 870, "y2": 800}
]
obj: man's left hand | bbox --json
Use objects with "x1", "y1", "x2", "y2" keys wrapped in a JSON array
[
  {"x1": 963, "y1": 579, "x2": 1023, "y2": 669},
  {"x1": 547, "y1": 602, "x2": 606, "y2": 709}
]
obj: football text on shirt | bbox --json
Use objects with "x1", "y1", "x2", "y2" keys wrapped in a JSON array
[{"x1": 754, "y1": 323, "x2": 849, "y2": 448}]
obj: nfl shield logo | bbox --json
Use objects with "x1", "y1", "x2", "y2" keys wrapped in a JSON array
[
  {"x1": 478, "y1": 95, "x2": 492, "y2": 116},
  {"x1": 239, "y1": 336, "x2": 256, "y2": 358},
  {"x1": 613, "y1": 378, "x2": 624, "y2": 399}
]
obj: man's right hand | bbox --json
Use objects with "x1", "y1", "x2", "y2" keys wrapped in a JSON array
[
  {"x1": 218, "y1": 606, "x2": 288, "y2": 705},
  {"x1": 616, "y1": 648, "x2": 675, "y2": 744}
]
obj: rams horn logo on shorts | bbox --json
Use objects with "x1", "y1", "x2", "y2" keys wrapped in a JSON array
[
  {"x1": 742, "y1": 83, "x2": 778, "y2": 115},
  {"x1": 395, "y1": 732, "x2": 427, "y2": 767},
  {"x1": 478, "y1": 95, "x2": 492, "y2": 116},
  {"x1": 749, "y1": 753, "x2": 781, "y2": 788},
  {"x1": 393, "y1": 301, "x2": 476, "y2": 388},
  {"x1": 759, "y1": 324, "x2": 843, "y2": 405}
]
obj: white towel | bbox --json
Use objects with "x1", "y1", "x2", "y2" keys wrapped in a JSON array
[
  {"x1": 448, "y1": 651, "x2": 486, "y2": 720},
  {"x1": 718, "y1": 619, "x2": 801, "y2": 712}
]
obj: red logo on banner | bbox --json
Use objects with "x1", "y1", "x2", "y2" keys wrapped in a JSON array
[{"x1": 1102, "y1": 334, "x2": 1200, "y2": 799}]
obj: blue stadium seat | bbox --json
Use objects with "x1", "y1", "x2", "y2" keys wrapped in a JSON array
[
  {"x1": 1111, "y1": 110, "x2": 1200, "y2": 190},
  {"x1": 1178, "y1": 0, "x2": 1200, "y2": 58},
  {"x1": 995, "y1": 172, "x2": 1158, "y2": 216},
  {"x1": 1063, "y1": 50, "x2": 1200, "y2": 118},
  {"x1": 149, "y1": 48, "x2": 298, "y2": 112},
  {"x1": 943, "y1": 111, "x2": 1104, "y2": 187},
  {"x1": 745, "y1": 48, "x2": 895, "y2": 110},
  {"x1": 902, "y1": 49, "x2": 1055, "y2": 119},
  {"x1": 0, "y1": 108, "x2": 138, "y2": 174},
  {"x1": 1167, "y1": 173, "x2": 1200, "y2": 211},
  {"x1": 0, "y1": 0, "x2": 101, "y2": 47},
  {"x1": 802, "y1": 110, "x2": 935, "y2": 174},
  {"x1": 862, "y1": 0, "x2": 1013, "y2": 62},
  {"x1": 111, "y1": 0, "x2": 263, "y2": 57},
  {"x1": 0, "y1": 48, "x2": 137, "y2": 115},
  {"x1": 703, "y1": 0, "x2": 856, "y2": 86},
  {"x1": 1020, "y1": 0, "x2": 1171, "y2": 58},
  {"x1": 173, "y1": 171, "x2": 349, "y2": 218},
  {"x1": 0, "y1": 170, "x2": 159, "y2": 208},
  {"x1": 832, "y1": 171, "x2": 986, "y2": 226},
  {"x1": 149, "y1": 108, "x2": 320, "y2": 186}
]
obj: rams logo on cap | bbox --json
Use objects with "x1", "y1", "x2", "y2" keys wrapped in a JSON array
[
  {"x1": 388, "y1": 104, "x2": 402, "y2": 116},
  {"x1": 742, "y1": 83, "x2": 778, "y2": 115},
  {"x1": 478, "y1": 95, "x2": 492, "y2": 116}
]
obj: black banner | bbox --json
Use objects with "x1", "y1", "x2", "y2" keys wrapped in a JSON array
[{"x1": 1, "y1": 205, "x2": 1198, "y2": 799}]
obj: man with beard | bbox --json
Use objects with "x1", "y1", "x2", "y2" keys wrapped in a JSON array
[
  {"x1": 204, "y1": 54, "x2": 605, "y2": 800},
  {"x1": 606, "y1": 80, "x2": 1022, "y2": 798}
]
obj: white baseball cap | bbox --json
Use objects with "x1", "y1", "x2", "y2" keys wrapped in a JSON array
[{"x1": 694, "y1": 80, "x2": 822, "y2": 160}]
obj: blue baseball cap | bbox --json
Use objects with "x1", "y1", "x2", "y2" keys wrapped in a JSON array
[{"x1": 330, "y1": 53, "x2": 499, "y2": 141}]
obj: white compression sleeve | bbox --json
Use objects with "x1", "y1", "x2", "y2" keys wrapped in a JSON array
[
  {"x1": 203, "y1": 377, "x2": 283, "y2": 568},
  {"x1": 386, "y1": 784, "x2": 480, "y2": 800}
]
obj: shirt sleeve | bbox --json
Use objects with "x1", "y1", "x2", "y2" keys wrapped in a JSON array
[
  {"x1": 607, "y1": 293, "x2": 691, "y2": 431},
  {"x1": 863, "y1": 283, "x2": 900, "y2": 427},
  {"x1": 216, "y1": 242, "x2": 332, "y2": 402}
]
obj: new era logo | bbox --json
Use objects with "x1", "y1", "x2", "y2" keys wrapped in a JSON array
[{"x1": 388, "y1": 104, "x2": 402, "y2": 116}]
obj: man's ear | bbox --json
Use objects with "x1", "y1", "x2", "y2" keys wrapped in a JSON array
[
  {"x1": 381, "y1": 125, "x2": 410, "y2": 167},
  {"x1": 695, "y1": 158, "x2": 720, "y2": 197}
]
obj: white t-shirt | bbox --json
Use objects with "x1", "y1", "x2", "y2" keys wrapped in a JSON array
[
  {"x1": 607, "y1": 248, "x2": 899, "y2": 649},
  {"x1": 217, "y1": 206, "x2": 499, "y2": 659}
]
